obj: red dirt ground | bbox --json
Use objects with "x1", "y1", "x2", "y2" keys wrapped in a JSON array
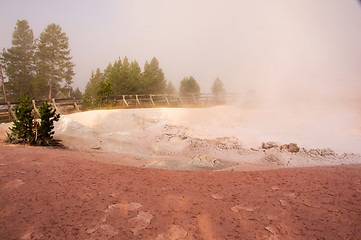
[{"x1": 0, "y1": 142, "x2": 361, "y2": 240}]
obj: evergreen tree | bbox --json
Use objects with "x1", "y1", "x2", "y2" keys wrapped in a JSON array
[
  {"x1": 141, "y1": 61, "x2": 151, "y2": 94},
  {"x1": 83, "y1": 68, "x2": 104, "y2": 108},
  {"x1": 72, "y1": 87, "x2": 82, "y2": 98},
  {"x1": 211, "y1": 77, "x2": 225, "y2": 95},
  {"x1": 6, "y1": 95, "x2": 60, "y2": 145},
  {"x1": 166, "y1": 81, "x2": 177, "y2": 94},
  {"x1": 83, "y1": 56, "x2": 168, "y2": 106},
  {"x1": 63, "y1": 66, "x2": 75, "y2": 97},
  {"x1": 36, "y1": 23, "x2": 75, "y2": 99},
  {"x1": 36, "y1": 100, "x2": 60, "y2": 145},
  {"x1": 179, "y1": 76, "x2": 200, "y2": 96},
  {"x1": 84, "y1": 68, "x2": 103, "y2": 97},
  {"x1": 108, "y1": 58, "x2": 121, "y2": 95},
  {"x1": 1, "y1": 20, "x2": 35, "y2": 100},
  {"x1": 6, "y1": 95, "x2": 35, "y2": 144},
  {"x1": 119, "y1": 56, "x2": 131, "y2": 94},
  {"x1": 129, "y1": 60, "x2": 142, "y2": 94},
  {"x1": 96, "y1": 80, "x2": 112, "y2": 105},
  {"x1": 103, "y1": 63, "x2": 113, "y2": 81},
  {"x1": 142, "y1": 57, "x2": 166, "y2": 93}
]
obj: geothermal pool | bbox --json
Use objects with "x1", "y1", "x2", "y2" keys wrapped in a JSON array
[
  {"x1": 52, "y1": 105, "x2": 361, "y2": 169},
  {"x1": 55, "y1": 105, "x2": 361, "y2": 154}
]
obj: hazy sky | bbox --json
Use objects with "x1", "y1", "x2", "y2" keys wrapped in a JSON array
[{"x1": 1, "y1": 0, "x2": 361, "y2": 96}]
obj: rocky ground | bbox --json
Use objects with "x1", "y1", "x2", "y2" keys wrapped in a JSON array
[{"x1": 1, "y1": 141, "x2": 361, "y2": 240}]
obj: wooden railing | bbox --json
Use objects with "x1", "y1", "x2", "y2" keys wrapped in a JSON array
[{"x1": 0, "y1": 93, "x2": 237, "y2": 123}]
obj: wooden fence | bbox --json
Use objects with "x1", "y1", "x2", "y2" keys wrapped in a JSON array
[{"x1": 0, "y1": 93, "x2": 237, "y2": 123}]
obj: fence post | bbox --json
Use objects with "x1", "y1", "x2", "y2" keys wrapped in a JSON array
[
  {"x1": 32, "y1": 100, "x2": 41, "y2": 117},
  {"x1": 7, "y1": 102, "x2": 17, "y2": 121},
  {"x1": 179, "y1": 96, "x2": 183, "y2": 105},
  {"x1": 136, "y1": 95, "x2": 141, "y2": 105},
  {"x1": 73, "y1": 98, "x2": 80, "y2": 112},
  {"x1": 192, "y1": 93, "x2": 197, "y2": 104},
  {"x1": 123, "y1": 95, "x2": 129, "y2": 107},
  {"x1": 150, "y1": 94, "x2": 155, "y2": 105},
  {"x1": 164, "y1": 95, "x2": 169, "y2": 105}
]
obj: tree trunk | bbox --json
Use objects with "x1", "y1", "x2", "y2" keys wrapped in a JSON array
[
  {"x1": 0, "y1": 65, "x2": 7, "y2": 103},
  {"x1": 49, "y1": 64, "x2": 54, "y2": 99},
  {"x1": 49, "y1": 80, "x2": 52, "y2": 99}
]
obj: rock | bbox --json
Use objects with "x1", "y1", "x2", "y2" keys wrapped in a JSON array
[
  {"x1": 86, "y1": 226, "x2": 99, "y2": 234},
  {"x1": 169, "y1": 225, "x2": 188, "y2": 239},
  {"x1": 279, "y1": 144, "x2": 289, "y2": 151},
  {"x1": 129, "y1": 211, "x2": 153, "y2": 235},
  {"x1": 279, "y1": 199, "x2": 287, "y2": 207},
  {"x1": 105, "y1": 202, "x2": 142, "y2": 213},
  {"x1": 264, "y1": 225, "x2": 277, "y2": 234},
  {"x1": 261, "y1": 141, "x2": 279, "y2": 149},
  {"x1": 211, "y1": 194, "x2": 224, "y2": 200},
  {"x1": 231, "y1": 205, "x2": 259, "y2": 212},
  {"x1": 279, "y1": 143, "x2": 299, "y2": 153},
  {"x1": 98, "y1": 224, "x2": 119, "y2": 237},
  {"x1": 156, "y1": 225, "x2": 187, "y2": 240},
  {"x1": 189, "y1": 155, "x2": 219, "y2": 168},
  {"x1": 288, "y1": 143, "x2": 299, "y2": 153}
]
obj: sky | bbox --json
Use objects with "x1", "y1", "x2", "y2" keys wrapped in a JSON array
[{"x1": 1, "y1": 0, "x2": 361, "y2": 98}]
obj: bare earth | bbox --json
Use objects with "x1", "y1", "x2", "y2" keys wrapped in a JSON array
[{"x1": 1, "y1": 140, "x2": 361, "y2": 240}]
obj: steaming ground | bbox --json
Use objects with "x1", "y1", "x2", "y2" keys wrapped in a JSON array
[{"x1": 51, "y1": 104, "x2": 361, "y2": 170}]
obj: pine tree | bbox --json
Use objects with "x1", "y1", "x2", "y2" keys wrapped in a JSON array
[
  {"x1": 119, "y1": 56, "x2": 130, "y2": 94},
  {"x1": 84, "y1": 68, "x2": 103, "y2": 97},
  {"x1": 72, "y1": 87, "x2": 82, "y2": 98},
  {"x1": 166, "y1": 81, "x2": 177, "y2": 94},
  {"x1": 179, "y1": 76, "x2": 200, "y2": 96},
  {"x1": 103, "y1": 63, "x2": 113, "y2": 81},
  {"x1": 6, "y1": 95, "x2": 35, "y2": 144},
  {"x1": 129, "y1": 60, "x2": 141, "y2": 94},
  {"x1": 83, "y1": 68, "x2": 104, "y2": 108},
  {"x1": 142, "y1": 57, "x2": 166, "y2": 94},
  {"x1": 211, "y1": 77, "x2": 225, "y2": 104},
  {"x1": 211, "y1": 77, "x2": 225, "y2": 95},
  {"x1": 36, "y1": 100, "x2": 60, "y2": 145},
  {"x1": 1, "y1": 20, "x2": 35, "y2": 100},
  {"x1": 141, "y1": 61, "x2": 151, "y2": 94},
  {"x1": 96, "y1": 80, "x2": 112, "y2": 105},
  {"x1": 108, "y1": 58, "x2": 122, "y2": 95},
  {"x1": 36, "y1": 23, "x2": 75, "y2": 99},
  {"x1": 6, "y1": 95, "x2": 61, "y2": 145},
  {"x1": 63, "y1": 66, "x2": 75, "y2": 97}
]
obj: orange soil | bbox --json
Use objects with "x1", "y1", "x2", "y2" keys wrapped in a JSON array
[{"x1": 0, "y1": 142, "x2": 361, "y2": 240}]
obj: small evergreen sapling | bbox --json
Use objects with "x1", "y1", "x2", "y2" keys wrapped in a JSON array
[
  {"x1": 6, "y1": 95, "x2": 35, "y2": 144},
  {"x1": 6, "y1": 95, "x2": 60, "y2": 145},
  {"x1": 36, "y1": 101, "x2": 60, "y2": 145}
]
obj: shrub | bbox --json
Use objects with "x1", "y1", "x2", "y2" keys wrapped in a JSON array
[
  {"x1": 6, "y1": 95, "x2": 60, "y2": 145},
  {"x1": 6, "y1": 95, "x2": 35, "y2": 144},
  {"x1": 35, "y1": 100, "x2": 60, "y2": 145},
  {"x1": 96, "y1": 80, "x2": 112, "y2": 106}
]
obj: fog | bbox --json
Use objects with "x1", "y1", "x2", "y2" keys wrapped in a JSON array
[{"x1": 1, "y1": 0, "x2": 361, "y2": 94}]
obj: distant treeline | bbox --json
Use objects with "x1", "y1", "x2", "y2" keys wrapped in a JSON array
[
  {"x1": 82, "y1": 56, "x2": 225, "y2": 107},
  {"x1": 82, "y1": 56, "x2": 172, "y2": 107},
  {"x1": 84, "y1": 56, "x2": 169, "y2": 98}
]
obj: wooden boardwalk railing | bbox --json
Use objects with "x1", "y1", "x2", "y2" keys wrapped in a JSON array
[{"x1": 0, "y1": 93, "x2": 237, "y2": 123}]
